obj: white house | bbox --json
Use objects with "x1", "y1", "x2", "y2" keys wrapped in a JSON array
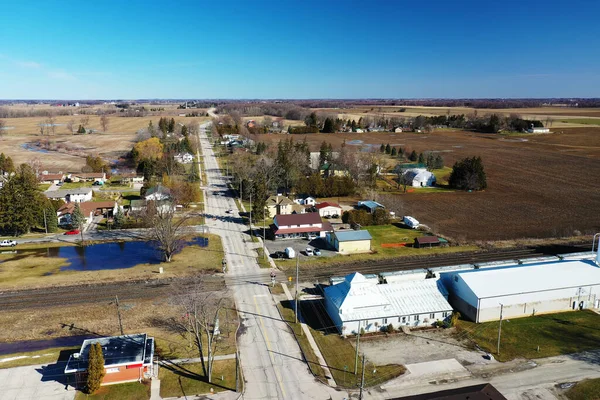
[
  {"x1": 442, "y1": 257, "x2": 600, "y2": 323},
  {"x1": 271, "y1": 212, "x2": 332, "y2": 240},
  {"x1": 528, "y1": 127, "x2": 550, "y2": 133},
  {"x1": 294, "y1": 196, "x2": 316, "y2": 207},
  {"x1": 174, "y1": 153, "x2": 194, "y2": 164},
  {"x1": 39, "y1": 173, "x2": 64, "y2": 184},
  {"x1": 403, "y1": 168, "x2": 436, "y2": 187},
  {"x1": 45, "y1": 188, "x2": 93, "y2": 203},
  {"x1": 145, "y1": 185, "x2": 171, "y2": 201},
  {"x1": 315, "y1": 202, "x2": 342, "y2": 217},
  {"x1": 69, "y1": 173, "x2": 106, "y2": 183},
  {"x1": 324, "y1": 272, "x2": 453, "y2": 335}
]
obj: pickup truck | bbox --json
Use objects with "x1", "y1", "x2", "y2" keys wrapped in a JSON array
[{"x1": 0, "y1": 240, "x2": 17, "y2": 247}]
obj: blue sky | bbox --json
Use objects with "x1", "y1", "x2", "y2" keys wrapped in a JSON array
[{"x1": 1, "y1": 0, "x2": 599, "y2": 99}]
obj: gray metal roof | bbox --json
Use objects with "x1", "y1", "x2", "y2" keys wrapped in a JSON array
[
  {"x1": 334, "y1": 230, "x2": 372, "y2": 242},
  {"x1": 45, "y1": 188, "x2": 93, "y2": 197}
]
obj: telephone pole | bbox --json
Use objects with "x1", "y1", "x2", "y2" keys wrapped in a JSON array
[
  {"x1": 359, "y1": 354, "x2": 366, "y2": 400},
  {"x1": 115, "y1": 295, "x2": 124, "y2": 335},
  {"x1": 355, "y1": 320, "x2": 361, "y2": 374},
  {"x1": 295, "y1": 253, "x2": 299, "y2": 324},
  {"x1": 43, "y1": 208, "x2": 48, "y2": 234},
  {"x1": 497, "y1": 303, "x2": 504, "y2": 355}
]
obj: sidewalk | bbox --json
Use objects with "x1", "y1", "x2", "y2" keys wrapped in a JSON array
[
  {"x1": 158, "y1": 353, "x2": 236, "y2": 365},
  {"x1": 280, "y1": 283, "x2": 337, "y2": 387}
]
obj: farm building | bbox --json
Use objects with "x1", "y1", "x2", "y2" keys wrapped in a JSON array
[
  {"x1": 414, "y1": 236, "x2": 447, "y2": 248},
  {"x1": 270, "y1": 212, "x2": 332, "y2": 240},
  {"x1": 527, "y1": 126, "x2": 550, "y2": 133},
  {"x1": 442, "y1": 258, "x2": 600, "y2": 323},
  {"x1": 65, "y1": 334, "x2": 154, "y2": 386},
  {"x1": 324, "y1": 272, "x2": 453, "y2": 335},
  {"x1": 357, "y1": 200, "x2": 384, "y2": 214},
  {"x1": 403, "y1": 168, "x2": 436, "y2": 187},
  {"x1": 45, "y1": 188, "x2": 93, "y2": 203},
  {"x1": 327, "y1": 230, "x2": 372, "y2": 254},
  {"x1": 315, "y1": 202, "x2": 342, "y2": 217}
]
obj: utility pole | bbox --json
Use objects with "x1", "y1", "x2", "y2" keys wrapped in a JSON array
[
  {"x1": 355, "y1": 320, "x2": 361, "y2": 374},
  {"x1": 359, "y1": 354, "x2": 366, "y2": 400},
  {"x1": 249, "y1": 191, "x2": 252, "y2": 236},
  {"x1": 43, "y1": 208, "x2": 48, "y2": 234},
  {"x1": 115, "y1": 295, "x2": 124, "y2": 335},
  {"x1": 497, "y1": 303, "x2": 503, "y2": 355},
  {"x1": 235, "y1": 352, "x2": 239, "y2": 392},
  {"x1": 262, "y1": 206, "x2": 266, "y2": 260},
  {"x1": 295, "y1": 253, "x2": 299, "y2": 324}
]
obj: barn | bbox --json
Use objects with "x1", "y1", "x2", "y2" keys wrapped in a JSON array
[{"x1": 442, "y1": 259, "x2": 600, "y2": 323}]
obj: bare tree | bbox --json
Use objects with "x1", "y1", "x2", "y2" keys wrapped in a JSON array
[
  {"x1": 38, "y1": 120, "x2": 46, "y2": 136},
  {"x1": 80, "y1": 115, "x2": 90, "y2": 130},
  {"x1": 144, "y1": 200, "x2": 191, "y2": 262},
  {"x1": 100, "y1": 114, "x2": 109, "y2": 132},
  {"x1": 0, "y1": 119, "x2": 5, "y2": 139},
  {"x1": 45, "y1": 116, "x2": 56, "y2": 136},
  {"x1": 66, "y1": 119, "x2": 75, "y2": 135},
  {"x1": 394, "y1": 165, "x2": 409, "y2": 193},
  {"x1": 28, "y1": 157, "x2": 42, "y2": 179},
  {"x1": 170, "y1": 281, "x2": 229, "y2": 383}
]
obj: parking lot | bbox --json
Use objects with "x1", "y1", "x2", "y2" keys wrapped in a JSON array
[{"x1": 265, "y1": 237, "x2": 338, "y2": 259}]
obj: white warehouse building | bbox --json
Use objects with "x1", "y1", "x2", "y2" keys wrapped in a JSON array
[
  {"x1": 442, "y1": 259, "x2": 600, "y2": 323},
  {"x1": 324, "y1": 272, "x2": 453, "y2": 335}
]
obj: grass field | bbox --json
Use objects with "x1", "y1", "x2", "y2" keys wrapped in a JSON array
[
  {"x1": 159, "y1": 360, "x2": 237, "y2": 398},
  {"x1": 0, "y1": 234, "x2": 224, "y2": 290},
  {"x1": 75, "y1": 381, "x2": 150, "y2": 400},
  {"x1": 0, "y1": 347, "x2": 76, "y2": 369},
  {"x1": 560, "y1": 118, "x2": 600, "y2": 126},
  {"x1": 457, "y1": 310, "x2": 600, "y2": 362},
  {"x1": 255, "y1": 127, "x2": 600, "y2": 241},
  {"x1": 565, "y1": 378, "x2": 600, "y2": 400}
]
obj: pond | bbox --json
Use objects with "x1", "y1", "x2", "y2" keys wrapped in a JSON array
[{"x1": 4, "y1": 237, "x2": 208, "y2": 272}]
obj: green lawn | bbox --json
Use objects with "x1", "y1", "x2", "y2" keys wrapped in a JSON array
[
  {"x1": 256, "y1": 247, "x2": 271, "y2": 269},
  {"x1": 457, "y1": 310, "x2": 600, "y2": 362},
  {"x1": 60, "y1": 182, "x2": 92, "y2": 189},
  {"x1": 120, "y1": 191, "x2": 141, "y2": 207},
  {"x1": 38, "y1": 184, "x2": 51, "y2": 191},
  {"x1": 565, "y1": 378, "x2": 600, "y2": 400},
  {"x1": 159, "y1": 360, "x2": 237, "y2": 398},
  {"x1": 561, "y1": 118, "x2": 600, "y2": 126},
  {"x1": 75, "y1": 381, "x2": 150, "y2": 400}
]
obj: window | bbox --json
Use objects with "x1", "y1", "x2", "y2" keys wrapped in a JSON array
[
  {"x1": 442, "y1": 311, "x2": 449, "y2": 318},
  {"x1": 400, "y1": 316, "x2": 406, "y2": 323},
  {"x1": 430, "y1": 313, "x2": 435, "y2": 319},
  {"x1": 383, "y1": 318, "x2": 388, "y2": 324},
  {"x1": 414, "y1": 315, "x2": 420, "y2": 321}
]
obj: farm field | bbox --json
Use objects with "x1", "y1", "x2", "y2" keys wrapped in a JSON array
[{"x1": 253, "y1": 127, "x2": 600, "y2": 241}]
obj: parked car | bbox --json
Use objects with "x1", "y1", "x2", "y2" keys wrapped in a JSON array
[
  {"x1": 64, "y1": 229, "x2": 80, "y2": 235},
  {"x1": 313, "y1": 248, "x2": 321, "y2": 256},
  {"x1": 92, "y1": 181, "x2": 103, "y2": 186},
  {"x1": 332, "y1": 214, "x2": 340, "y2": 219},
  {"x1": 0, "y1": 240, "x2": 17, "y2": 247},
  {"x1": 226, "y1": 209, "x2": 233, "y2": 214},
  {"x1": 270, "y1": 251, "x2": 286, "y2": 259},
  {"x1": 305, "y1": 247, "x2": 314, "y2": 256},
  {"x1": 307, "y1": 234, "x2": 317, "y2": 240},
  {"x1": 56, "y1": 182, "x2": 63, "y2": 186},
  {"x1": 285, "y1": 247, "x2": 295, "y2": 259}
]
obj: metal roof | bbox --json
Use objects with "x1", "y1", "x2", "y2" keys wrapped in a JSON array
[
  {"x1": 359, "y1": 200, "x2": 384, "y2": 210},
  {"x1": 334, "y1": 230, "x2": 372, "y2": 242},
  {"x1": 274, "y1": 212, "x2": 322, "y2": 227},
  {"x1": 325, "y1": 272, "x2": 452, "y2": 322},
  {"x1": 45, "y1": 188, "x2": 93, "y2": 197},
  {"x1": 316, "y1": 202, "x2": 341, "y2": 209},
  {"x1": 456, "y1": 259, "x2": 600, "y2": 300}
]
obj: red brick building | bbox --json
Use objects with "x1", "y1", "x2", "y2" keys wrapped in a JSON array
[{"x1": 65, "y1": 334, "x2": 154, "y2": 386}]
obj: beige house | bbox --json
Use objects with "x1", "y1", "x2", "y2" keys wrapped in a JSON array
[
  {"x1": 327, "y1": 230, "x2": 372, "y2": 254},
  {"x1": 266, "y1": 195, "x2": 295, "y2": 218}
]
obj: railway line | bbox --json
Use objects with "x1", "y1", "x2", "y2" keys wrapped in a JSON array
[{"x1": 0, "y1": 241, "x2": 591, "y2": 311}]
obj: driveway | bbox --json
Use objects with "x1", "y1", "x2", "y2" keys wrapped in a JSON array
[
  {"x1": 265, "y1": 237, "x2": 338, "y2": 258},
  {"x1": 0, "y1": 363, "x2": 75, "y2": 400}
]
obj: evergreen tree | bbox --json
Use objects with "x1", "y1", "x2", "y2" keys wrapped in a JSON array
[
  {"x1": 418, "y1": 152, "x2": 425, "y2": 165},
  {"x1": 168, "y1": 118, "x2": 176, "y2": 133},
  {"x1": 113, "y1": 207, "x2": 125, "y2": 228},
  {"x1": 148, "y1": 121, "x2": 156, "y2": 136},
  {"x1": 380, "y1": 144, "x2": 385, "y2": 153},
  {"x1": 0, "y1": 153, "x2": 15, "y2": 174},
  {"x1": 385, "y1": 143, "x2": 391, "y2": 154},
  {"x1": 71, "y1": 203, "x2": 85, "y2": 230},
  {"x1": 398, "y1": 147, "x2": 405, "y2": 159},
  {"x1": 434, "y1": 154, "x2": 444, "y2": 169},
  {"x1": 409, "y1": 150, "x2": 418, "y2": 162},
  {"x1": 181, "y1": 124, "x2": 188, "y2": 136},
  {"x1": 158, "y1": 117, "x2": 168, "y2": 134},
  {"x1": 391, "y1": 147, "x2": 397, "y2": 156},
  {"x1": 449, "y1": 156, "x2": 487, "y2": 191},
  {"x1": 86, "y1": 342, "x2": 105, "y2": 394},
  {"x1": 0, "y1": 164, "x2": 45, "y2": 236},
  {"x1": 188, "y1": 160, "x2": 200, "y2": 182},
  {"x1": 251, "y1": 179, "x2": 268, "y2": 221},
  {"x1": 43, "y1": 206, "x2": 58, "y2": 233},
  {"x1": 322, "y1": 117, "x2": 335, "y2": 133},
  {"x1": 77, "y1": 125, "x2": 86, "y2": 134}
]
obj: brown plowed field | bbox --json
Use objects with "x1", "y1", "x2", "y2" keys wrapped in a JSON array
[{"x1": 257, "y1": 128, "x2": 600, "y2": 241}]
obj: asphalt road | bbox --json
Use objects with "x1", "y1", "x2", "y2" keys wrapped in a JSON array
[{"x1": 198, "y1": 122, "x2": 345, "y2": 399}]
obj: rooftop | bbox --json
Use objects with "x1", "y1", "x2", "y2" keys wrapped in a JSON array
[
  {"x1": 316, "y1": 202, "x2": 341, "y2": 209},
  {"x1": 390, "y1": 383, "x2": 506, "y2": 400},
  {"x1": 64, "y1": 334, "x2": 154, "y2": 373},
  {"x1": 334, "y1": 230, "x2": 372, "y2": 242},
  {"x1": 358, "y1": 200, "x2": 384, "y2": 210},
  {"x1": 45, "y1": 188, "x2": 93, "y2": 197},
  {"x1": 325, "y1": 272, "x2": 452, "y2": 322},
  {"x1": 274, "y1": 212, "x2": 322, "y2": 227},
  {"x1": 454, "y1": 260, "x2": 600, "y2": 300},
  {"x1": 415, "y1": 236, "x2": 440, "y2": 244}
]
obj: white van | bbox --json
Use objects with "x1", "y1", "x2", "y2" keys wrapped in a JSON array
[
  {"x1": 403, "y1": 216, "x2": 420, "y2": 229},
  {"x1": 285, "y1": 247, "x2": 296, "y2": 259}
]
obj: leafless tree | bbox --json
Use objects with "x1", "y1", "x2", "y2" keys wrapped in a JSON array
[
  {"x1": 100, "y1": 114, "x2": 109, "y2": 132},
  {"x1": 45, "y1": 116, "x2": 56, "y2": 136},
  {"x1": 143, "y1": 200, "x2": 191, "y2": 262},
  {"x1": 80, "y1": 115, "x2": 90, "y2": 130},
  {"x1": 28, "y1": 157, "x2": 42, "y2": 179},
  {"x1": 38, "y1": 120, "x2": 46, "y2": 136},
  {"x1": 170, "y1": 280, "x2": 229, "y2": 383},
  {"x1": 395, "y1": 165, "x2": 410, "y2": 192},
  {"x1": 66, "y1": 119, "x2": 75, "y2": 135},
  {"x1": 135, "y1": 128, "x2": 151, "y2": 142},
  {"x1": 0, "y1": 119, "x2": 5, "y2": 139}
]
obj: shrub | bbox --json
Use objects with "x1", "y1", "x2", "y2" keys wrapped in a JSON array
[
  {"x1": 448, "y1": 156, "x2": 487, "y2": 191},
  {"x1": 86, "y1": 342, "x2": 105, "y2": 394},
  {"x1": 450, "y1": 312, "x2": 461, "y2": 327}
]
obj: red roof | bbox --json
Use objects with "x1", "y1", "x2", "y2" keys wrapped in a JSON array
[
  {"x1": 315, "y1": 202, "x2": 341, "y2": 210},
  {"x1": 274, "y1": 212, "x2": 322, "y2": 227},
  {"x1": 415, "y1": 236, "x2": 440, "y2": 244},
  {"x1": 271, "y1": 221, "x2": 333, "y2": 235}
]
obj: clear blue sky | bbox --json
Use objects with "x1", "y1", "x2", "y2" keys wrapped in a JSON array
[{"x1": 1, "y1": 0, "x2": 599, "y2": 99}]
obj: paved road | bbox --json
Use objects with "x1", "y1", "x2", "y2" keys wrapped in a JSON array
[{"x1": 198, "y1": 122, "x2": 345, "y2": 399}]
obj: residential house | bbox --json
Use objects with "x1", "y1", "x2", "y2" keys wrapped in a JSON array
[
  {"x1": 327, "y1": 230, "x2": 372, "y2": 254},
  {"x1": 394, "y1": 127, "x2": 403, "y2": 133},
  {"x1": 324, "y1": 272, "x2": 453, "y2": 335},
  {"x1": 145, "y1": 184, "x2": 171, "y2": 201},
  {"x1": 315, "y1": 202, "x2": 342, "y2": 217},
  {"x1": 266, "y1": 195, "x2": 295, "y2": 218},
  {"x1": 69, "y1": 172, "x2": 106, "y2": 183},
  {"x1": 45, "y1": 188, "x2": 93, "y2": 203},
  {"x1": 174, "y1": 152, "x2": 194, "y2": 164},
  {"x1": 115, "y1": 172, "x2": 144, "y2": 185},
  {"x1": 294, "y1": 196, "x2": 316, "y2": 206},
  {"x1": 402, "y1": 168, "x2": 436, "y2": 187},
  {"x1": 129, "y1": 199, "x2": 147, "y2": 214},
  {"x1": 57, "y1": 201, "x2": 120, "y2": 226},
  {"x1": 64, "y1": 334, "x2": 154, "y2": 386},
  {"x1": 0, "y1": 175, "x2": 7, "y2": 189},
  {"x1": 319, "y1": 162, "x2": 348, "y2": 178},
  {"x1": 270, "y1": 212, "x2": 332, "y2": 240},
  {"x1": 39, "y1": 173, "x2": 64, "y2": 184},
  {"x1": 357, "y1": 200, "x2": 384, "y2": 214}
]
